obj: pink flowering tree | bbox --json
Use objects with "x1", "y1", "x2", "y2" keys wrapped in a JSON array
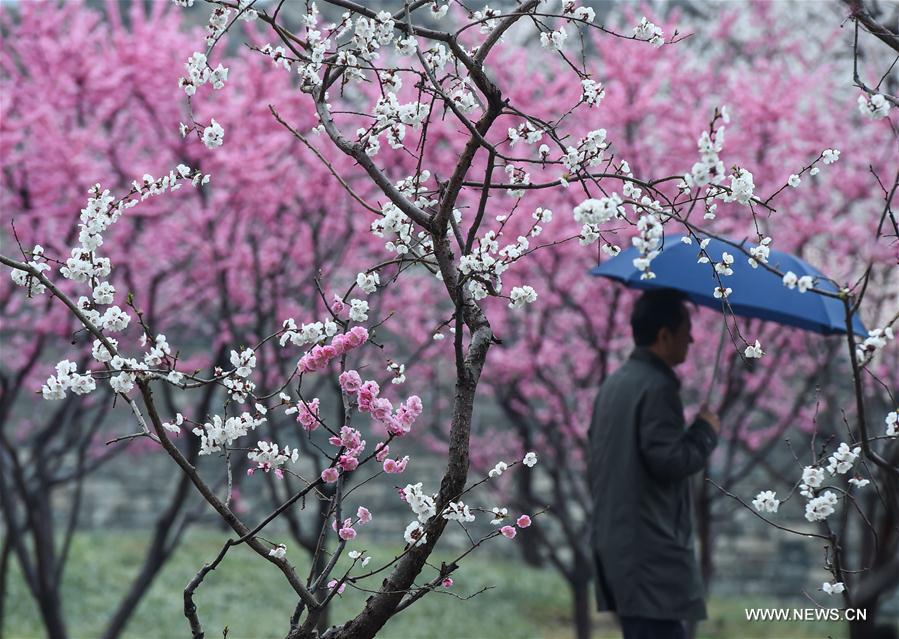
[
  {"x1": 2, "y1": 2, "x2": 896, "y2": 639},
  {"x1": 0, "y1": 3, "x2": 421, "y2": 637},
  {"x1": 387, "y1": 5, "x2": 897, "y2": 638}
]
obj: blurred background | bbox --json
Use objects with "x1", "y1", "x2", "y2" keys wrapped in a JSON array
[{"x1": 1, "y1": 1, "x2": 897, "y2": 638}]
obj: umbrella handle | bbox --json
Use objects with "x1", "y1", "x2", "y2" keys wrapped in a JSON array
[{"x1": 704, "y1": 320, "x2": 727, "y2": 407}]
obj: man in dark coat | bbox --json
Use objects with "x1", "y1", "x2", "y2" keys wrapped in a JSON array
[{"x1": 588, "y1": 288, "x2": 720, "y2": 639}]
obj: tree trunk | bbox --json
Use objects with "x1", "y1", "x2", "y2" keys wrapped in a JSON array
[
  {"x1": 571, "y1": 574, "x2": 592, "y2": 639},
  {"x1": 695, "y1": 472, "x2": 714, "y2": 589},
  {"x1": 848, "y1": 613, "x2": 890, "y2": 639}
]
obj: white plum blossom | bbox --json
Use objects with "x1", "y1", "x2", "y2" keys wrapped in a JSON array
[
  {"x1": 144, "y1": 334, "x2": 172, "y2": 367},
  {"x1": 349, "y1": 299, "x2": 369, "y2": 322},
  {"x1": 540, "y1": 26, "x2": 568, "y2": 50},
  {"x1": 403, "y1": 520, "x2": 427, "y2": 547},
  {"x1": 748, "y1": 236, "x2": 771, "y2": 268},
  {"x1": 508, "y1": 286, "x2": 538, "y2": 309},
  {"x1": 855, "y1": 326, "x2": 895, "y2": 365},
  {"x1": 230, "y1": 348, "x2": 256, "y2": 378},
  {"x1": 202, "y1": 119, "x2": 224, "y2": 149},
  {"x1": 629, "y1": 209, "x2": 665, "y2": 280},
  {"x1": 162, "y1": 413, "x2": 185, "y2": 434},
  {"x1": 782, "y1": 271, "x2": 798, "y2": 289},
  {"x1": 573, "y1": 195, "x2": 623, "y2": 227},
  {"x1": 223, "y1": 375, "x2": 255, "y2": 403},
  {"x1": 802, "y1": 466, "x2": 825, "y2": 489},
  {"x1": 91, "y1": 281, "x2": 115, "y2": 305},
  {"x1": 488, "y1": 461, "x2": 508, "y2": 478},
  {"x1": 279, "y1": 318, "x2": 330, "y2": 348},
  {"x1": 744, "y1": 340, "x2": 764, "y2": 359},
  {"x1": 581, "y1": 79, "x2": 605, "y2": 107},
  {"x1": 633, "y1": 16, "x2": 664, "y2": 47},
  {"x1": 442, "y1": 501, "x2": 476, "y2": 523},
  {"x1": 490, "y1": 507, "x2": 508, "y2": 524},
  {"x1": 395, "y1": 35, "x2": 418, "y2": 56},
  {"x1": 100, "y1": 306, "x2": 131, "y2": 332},
  {"x1": 886, "y1": 410, "x2": 898, "y2": 437},
  {"x1": 109, "y1": 371, "x2": 136, "y2": 395},
  {"x1": 61, "y1": 248, "x2": 111, "y2": 283},
  {"x1": 848, "y1": 477, "x2": 870, "y2": 489},
  {"x1": 179, "y1": 51, "x2": 209, "y2": 95},
  {"x1": 387, "y1": 362, "x2": 406, "y2": 385},
  {"x1": 533, "y1": 207, "x2": 552, "y2": 223},
  {"x1": 68, "y1": 372, "x2": 96, "y2": 395},
  {"x1": 205, "y1": 6, "x2": 232, "y2": 46},
  {"x1": 91, "y1": 337, "x2": 118, "y2": 363},
  {"x1": 713, "y1": 286, "x2": 732, "y2": 299},
  {"x1": 715, "y1": 252, "x2": 734, "y2": 276},
  {"x1": 10, "y1": 245, "x2": 51, "y2": 296},
  {"x1": 562, "y1": 128, "x2": 608, "y2": 174},
  {"x1": 472, "y1": 5, "x2": 500, "y2": 33},
  {"x1": 451, "y1": 88, "x2": 478, "y2": 113},
  {"x1": 796, "y1": 275, "x2": 814, "y2": 293},
  {"x1": 826, "y1": 443, "x2": 860, "y2": 475},
  {"x1": 356, "y1": 271, "x2": 380, "y2": 294},
  {"x1": 429, "y1": 3, "x2": 449, "y2": 19},
  {"x1": 248, "y1": 440, "x2": 300, "y2": 471},
  {"x1": 822, "y1": 148, "x2": 840, "y2": 164},
  {"x1": 805, "y1": 490, "x2": 838, "y2": 522},
  {"x1": 857, "y1": 93, "x2": 891, "y2": 119},
  {"x1": 787, "y1": 174, "x2": 801, "y2": 187},
  {"x1": 523, "y1": 452, "x2": 538, "y2": 467},
  {"x1": 822, "y1": 581, "x2": 845, "y2": 595},
  {"x1": 209, "y1": 63, "x2": 229, "y2": 89},
  {"x1": 41, "y1": 361, "x2": 97, "y2": 399},
  {"x1": 403, "y1": 483, "x2": 436, "y2": 523},
  {"x1": 722, "y1": 167, "x2": 755, "y2": 205},
  {"x1": 269, "y1": 544, "x2": 287, "y2": 560},
  {"x1": 752, "y1": 490, "x2": 779, "y2": 513},
  {"x1": 191, "y1": 411, "x2": 265, "y2": 455},
  {"x1": 562, "y1": 1, "x2": 595, "y2": 22},
  {"x1": 685, "y1": 125, "x2": 725, "y2": 188}
]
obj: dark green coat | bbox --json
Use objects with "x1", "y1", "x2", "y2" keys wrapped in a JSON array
[{"x1": 587, "y1": 347, "x2": 718, "y2": 621}]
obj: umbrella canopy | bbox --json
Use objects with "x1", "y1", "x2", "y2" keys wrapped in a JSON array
[{"x1": 591, "y1": 234, "x2": 867, "y2": 336}]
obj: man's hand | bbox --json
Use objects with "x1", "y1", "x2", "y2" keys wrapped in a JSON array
[{"x1": 699, "y1": 404, "x2": 721, "y2": 433}]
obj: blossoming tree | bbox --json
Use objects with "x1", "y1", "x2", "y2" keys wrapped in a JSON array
[
  {"x1": 390, "y1": 5, "x2": 897, "y2": 637},
  {"x1": 2, "y1": 2, "x2": 896, "y2": 639}
]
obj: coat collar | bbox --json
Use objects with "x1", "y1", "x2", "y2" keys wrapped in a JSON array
[{"x1": 629, "y1": 346, "x2": 681, "y2": 389}]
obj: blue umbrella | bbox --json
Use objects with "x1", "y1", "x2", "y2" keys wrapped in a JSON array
[
  {"x1": 591, "y1": 233, "x2": 867, "y2": 337},
  {"x1": 591, "y1": 233, "x2": 867, "y2": 404}
]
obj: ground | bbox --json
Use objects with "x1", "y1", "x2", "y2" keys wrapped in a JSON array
[{"x1": 4, "y1": 529, "x2": 849, "y2": 638}]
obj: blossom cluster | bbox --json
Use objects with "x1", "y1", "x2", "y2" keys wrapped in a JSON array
[
  {"x1": 41, "y1": 360, "x2": 96, "y2": 400},
  {"x1": 296, "y1": 326, "x2": 369, "y2": 373},
  {"x1": 339, "y1": 370, "x2": 423, "y2": 438},
  {"x1": 9, "y1": 245, "x2": 50, "y2": 296},
  {"x1": 857, "y1": 93, "x2": 891, "y2": 120},
  {"x1": 854, "y1": 325, "x2": 895, "y2": 366},
  {"x1": 633, "y1": 17, "x2": 664, "y2": 47},
  {"x1": 248, "y1": 441, "x2": 300, "y2": 476},
  {"x1": 752, "y1": 441, "x2": 865, "y2": 523},
  {"x1": 178, "y1": 51, "x2": 228, "y2": 97},
  {"x1": 192, "y1": 412, "x2": 266, "y2": 456}
]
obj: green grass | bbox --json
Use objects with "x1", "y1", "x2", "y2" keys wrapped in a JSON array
[{"x1": 3, "y1": 529, "x2": 850, "y2": 638}]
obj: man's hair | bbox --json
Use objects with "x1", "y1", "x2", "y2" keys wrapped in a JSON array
[{"x1": 630, "y1": 289, "x2": 690, "y2": 346}]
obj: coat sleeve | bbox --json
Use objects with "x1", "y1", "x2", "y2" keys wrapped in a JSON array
[{"x1": 637, "y1": 383, "x2": 718, "y2": 482}]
